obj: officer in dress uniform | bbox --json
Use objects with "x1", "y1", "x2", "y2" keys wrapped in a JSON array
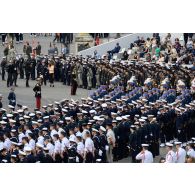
[
  {"x1": 1, "y1": 57, "x2": 6, "y2": 81},
  {"x1": 6, "y1": 60, "x2": 14, "y2": 87},
  {"x1": 8, "y1": 87, "x2": 16, "y2": 109},
  {"x1": 68, "y1": 137, "x2": 77, "y2": 163},
  {"x1": 33, "y1": 78, "x2": 42, "y2": 110},
  {"x1": 175, "y1": 142, "x2": 186, "y2": 163},
  {"x1": 76, "y1": 132, "x2": 84, "y2": 163},
  {"x1": 98, "y1": 126, "x2": 107, "y2": 162},
  {"x1": 135, "y1": 144, "x2": 153, "y2": 163},
  {"x1": 24, "y1": 56, "x2": 31, "y2": 87},
  {"x1": 35, "y1": 143, "x2": 45, "y2": 163},
  {"x1": 43, "y1": 147, "x2": 54, "y2": 163},
  {"x1": 92, "y1": 128, "x2": 101, "y2": 162},
  {"x1": 24, "y1": 146, "x2": 36, "y2": 163},
  {"x1": 165, "y1": 143, "x2": 176, "y2": 163}
]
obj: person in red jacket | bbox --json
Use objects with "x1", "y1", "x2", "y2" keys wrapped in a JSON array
[{"x1": 95, "y1": 35, "x2": 100, "y2": 46}]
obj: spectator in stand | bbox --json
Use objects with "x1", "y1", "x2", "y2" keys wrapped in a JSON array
[{"x1": 108, "y1": 43, "x2": 121, "y2": 55}]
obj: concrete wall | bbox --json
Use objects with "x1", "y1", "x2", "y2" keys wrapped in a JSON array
[{"x1": 77, "y1": 33, "x2": 183, "y2": 57}]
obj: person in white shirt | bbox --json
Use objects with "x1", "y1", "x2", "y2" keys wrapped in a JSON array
[
  {"x1": 84, "y1": 130, "x2": 94, "y2": 163},
  {"x1": 76, "y1": 133, "x2": 84, "y2": 163},
  {"x1": 28, "y1": 133, "x2": 35, "y2": 150},
  {"x1": 18, "y1": 127, "x2": 25, "y2": 143},
  {"x1": 69, "y1": 129, "x2": 76, "y2": 142},
  {"x1": 3, "y1": 133, "x2": 11, "y2": 151},
  {"x1": 165, "y1": 143, "x2": 176, "y2": 163},
  {"x1": 186, "y1": 142, "x2": 195, "y2": 158},
  {"x1": 59, "y1": 131, "x2": 69, "y2": 162},
  {"x1": 175, "y1": 142, "x2": 186, "y2": 163},
  {"x1": 44, "y1": 136, "x2": 54, "y2": 156},
  {"x1": 106, "y1": 123, "x2": 116, "y2": 163},
  {"x1": 136, "y1": 144, "x2": 153, "y2": 163},
  {"x1": 53, "y1": 134, "x2": 61, "y2": 162},
  {"x1": 50, "y1": 124, "x2": 58, "y2": 139}
]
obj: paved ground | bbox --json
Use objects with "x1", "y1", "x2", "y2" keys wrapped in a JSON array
[{"x1": 0, "y1": 78, "x2": 93, "y2": 110}]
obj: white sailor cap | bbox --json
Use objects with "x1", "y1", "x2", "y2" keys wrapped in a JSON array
[
  {"x1": 1, "y1": 108, "x2": 7, "y2": 112},
  {"x1": 22, "y1": 106, "x2": 28, "y2": 110},
  {"x1": 139, "y1": 119, "x2": 145, "y2": 122},
  {"x1": 36, "y1": 111, "x2": 42, "y2": 115},
  {"x1": 24, "y1": 115, "x2": 30, "y2": 119},
  {"x1": 9, "y1": 119, "x2": 16, "y2": 123},
  {"x1": 175, "y1": 108, "x2": 181, "y2": 112},
  {"x1": 166, "y1": 143, "x2": 173, "y2": 147},
  {"x1": 7, "y1": 114, "x2": 13, "y2": 118},
  {"x1": 81, "y1": 110, "x2": 88, "y2": 114},
  {"x1": 174, "y1": 141, "x2": 182, "y2": 145},
  {"x1": 11, "y1": 129, "x2": 17, "y2": 133},
  {"x1": 116, "y1": 117, "x2": 122, "y2": 121},
  {"x1": 122, "y1": 116, "x2": 128, "y2": 120},
  {"x1": 19, "y1": 150, "x2": 26, "y2": 156},
  {"x1": 43, "y1": 116, "x2": 49, "y2": 119},
  {"x1": 17, "y1": 109, "x2": 24, "y2": 113},
  {"x1": 11, "y1": 154, "x2": 17, "y2": 158},
  {"x1": 112, "y1": 119, "x2": 117, "y2": 123},
  {"x1": 141, "y1": 116, "x2": 147, "y2": 120},
  {"x1": 102, "y1": 103, "x2": 107, "y2": 108},
  {"x1": 62, "y1": 108, "x2": 68, "y2": 112},
  {"x1": 89, "y1": 110, "x2": 96, "y2": 114},
  {"x1": 69, "y1": 103, "x2": 74, "y2": 107},
  {"x1": 29, "y1": 113, "x2": 35, "y2": 117},
  {"x1": 65, "y1": 117, "x2": 71, "y2": 121},
  {"x1": 97, "y1": 118, "x2": 105, "y2": 121},
  {"x1": 147, "y1": 115, "x2": 154, "y2": 118},
  {"x1": 99, "y1": 126, "x2": 106, "y2": 132},
  {"x1": 135, "y1": 115, "x2": 139, "y2": 118},
  {"x1": 0, "y1": 120, "x2": 7, "y2": 125},
  {"x1": 111, "y1": 112, "x2": 117, "y2": 116},
  {"x1": 54, "y1": 101, "x2": 60, "y2": 105},
  {"x1": 132, "y1": 101, "x2": 137, "y2": 105},
  {"x1": 141, "y1": 144, "x2": 149, "y2": 147},
  {"x1": 76, "y1": 132, "x2": 82, "y2": 137},
  {"x1": 92, "y1": 128, "x2": 99, "y2": 132},
  {"x1": 8, "y1": 105, "x2": 14, "y2": 109},
  {"x1": 36, "y1": 143, "x2": 44, "y2": 148},
  {"x1": 37, "y1": 119, "x2": 43, "y2": 123},
  {"x1": 93, "y1": 116, "x2": 100, "y2": 120},
  {"x1": 32, "y1": 121, "x2": 38, "y2": 125}
]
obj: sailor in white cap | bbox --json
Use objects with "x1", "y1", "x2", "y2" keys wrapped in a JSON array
[
  {"x1": 3, "y1": 133, "x2": 11, "y2": 151},
  {"x1": 53, "y1": 134, "x2": 62, "y2": 162},
  {"x1": 135, "y1": 144, "x2": 153, "y2": 163},
  {"x1": 186, "y1": 142, "x2": 195, "y2": 158},
  {"x1": 84, "y1": 130, "x2": 95, "y2": 163},
  {"x1": 76, "y1": 132, "x2": 84, "y2": 163},
  {"x1": 59, "y1": 131, "x2": 69, "y2": 163},
  {"x1": 175, "y1": 142, "x2": 186, "y2": 163},
  {"x1": 44, "y1": 136, "x2": 54, "y2": 156},
  {"x1": 165, "y1": 143, "x2": 176, "y2": 163}
]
